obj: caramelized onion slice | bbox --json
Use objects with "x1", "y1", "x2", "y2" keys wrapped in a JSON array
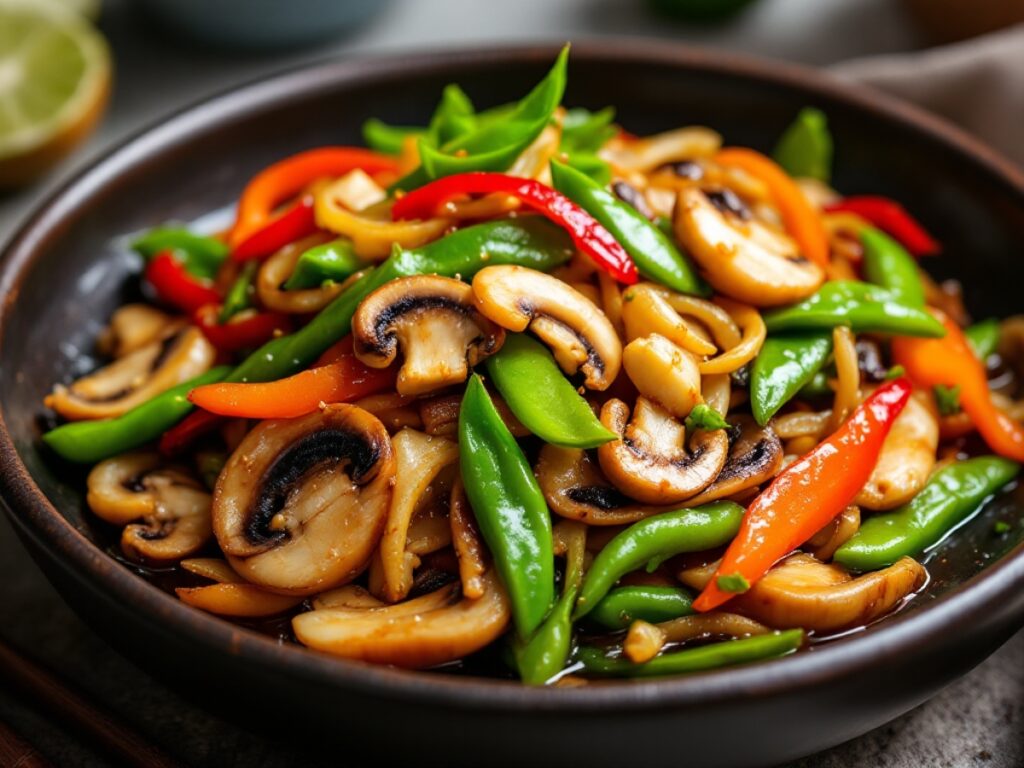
[{"x1": 292, "y1": 571, "x2": 510, "y2": 669}]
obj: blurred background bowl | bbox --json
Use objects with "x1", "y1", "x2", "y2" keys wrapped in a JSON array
[{"x1": 130, "y1": 0, "x2": 387, "y2": 48}]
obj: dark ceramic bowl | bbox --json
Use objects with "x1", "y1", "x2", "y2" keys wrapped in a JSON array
[{"x1": 2, "y1": 43, "x2": 1023, "y2": 768}]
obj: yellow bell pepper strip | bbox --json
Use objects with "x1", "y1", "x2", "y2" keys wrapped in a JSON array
[
  {"x1": 391, "y1": 172, "x2": 638, "y2": 284},
  {"x1": 715, "y1": 147, "x2": 830, "y2": 267},
  {"x1": 893, "y1": 310, "x2": 1024, "y2": 462},
  {"x1": 228, "y1": 147, "x2": 400, "y2": 258},
  {"x1": 694, "y1": 377, "x2": 913, "y2": 612}
]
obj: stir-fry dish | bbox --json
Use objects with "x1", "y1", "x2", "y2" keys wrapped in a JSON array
[{"x1": 41, "y1": 48, "x2": 1024, "y2": 684}]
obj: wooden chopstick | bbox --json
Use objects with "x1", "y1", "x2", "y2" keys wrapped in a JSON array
[
  {"x1": 0, "y1": 718, "x2": 54, "y2": 768},
  {"x1": 0, "y1": 638, "x2": 183, "y2": 768}
]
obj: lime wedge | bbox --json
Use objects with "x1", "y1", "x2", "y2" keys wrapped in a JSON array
[{"x1": 0, "y1": 0, "x2": 110, "y2": 186}]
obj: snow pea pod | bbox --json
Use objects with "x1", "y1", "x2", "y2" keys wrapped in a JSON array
[
  {"x1": 590, "y1": 585, "x2": 694, "y2": 630},
  {"x1": 573, "y1": 501, "x2": 745, "y2": 620},
  {"x1": 515, "y1": 521, "x2": 586, "y2": 685},
  {"x1": 395, "y1": 47, "x2": 568, "y2": 189},
  {"x1": 131, "y1": 227, "x2": 227, "y2": 279},
  {"x1": 283, "y1": 238, "x2": 367, "y2": 290},
  {"x1": 750, "y1": 332, "x2": 833, "y2": 426},
  {"x1": 834, "y1": 456, "x2": 1020, "y2": 571},
  {"x1": 965, "y1": 318, "x2": 1000, "y2": 361},
  {"x1": 772, "y1": 107, "x2": 832, "y2": 183},
  {"x1": 861, "y1": 226, "x2": 925, "y2": 308},
  {"x1": 459, "y1": 374, "x2": 555, "y2": 638},
  {"x1": 577, "y1": 629, "x2": 804, "y2": 678},
  {"x1": 229, "y1": 217, "x2": 573, "y2": 384},
  {"x1": 549, "y1": 158, "x2": 707, "y2": 296},
  {"x1": 43, "y1": 366, "x2": 231, "y2": 463},
  {"x1": 219, "y1": 261, "x2": 257, "y2": 322},
  {"x1": 763, "y1": 281, "x2": 946, "y2": 337},
  {"x1": 485, "y1": 333, "x2": 616, "y2": 449}
]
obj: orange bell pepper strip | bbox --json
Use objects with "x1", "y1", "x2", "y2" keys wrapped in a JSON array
[
  {"x1": 693, "y1": 377, "x2": 912, "y2": 612},
  {"x1": 714, "y1": 147, "x2": 830, "y2": 267},
  {"x1": 893, "y1": 310, "x2": 1024, "y2": 461},
  {"x1": 187, "y1": 336, "x2": 396, "y2": 419},
  {"x1": 228, "y1": 147, "x2": 400, "y2": 249}
]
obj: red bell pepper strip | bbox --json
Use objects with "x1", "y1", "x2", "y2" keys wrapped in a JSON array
[
  {"x1": 893, "y1": 310, "x2": 1024, "y2": 461},
  {"x1": 159, "y1": 409, "x2": 226, "y2": 456},
  {"x1": 693, "y1": 377, "x2": 912, "y2": 612},
  {"x1": 390, "y1": 172, "x2": 639, "y2": 284},
  {"x1": 714, "y1": 147, "x2": 830, "y2": 267},
  {"x1": 824, "y1": 196, "x2": 940, "y2": 257},
  {"x1": 230, "y1": 195, "x2": 318, "y2": 263},
  {"x1": 187, "y1": 336, "x2": 396, "y2": 419},
  {"x1": 229, "y1": 147, "x2": 400, "y2": 250},
  {"x1": 145, "y1": 251, "x2": 221, "y2": 313},
  {"x1": 193, "y1": 304, "x2": 292, "y2": 353}
]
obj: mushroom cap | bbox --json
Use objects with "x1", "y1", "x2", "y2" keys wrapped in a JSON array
[
  {"x1": 472, "y1": 265, "x2": 622, "y2": 390},
  {"x1": 673, "y1": 186, "x2": 825, "y2": 307},
  {"x1": 597, "y1": 396, "x2": 729, "y2": 505},
  {"x1": 352, "y1": 274, "x2": 505, "y2": 397},
  {"x1": 212, "y1": 404, "x2": 396, "y2": 595}
]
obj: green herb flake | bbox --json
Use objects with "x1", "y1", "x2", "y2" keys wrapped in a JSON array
[
  {"x1": 885, "y1": 365, "x2": 906, "y2": 380},
  {"x1": 685, "y1": 403, "x2": 731, "y2": 433},
  {"x1": 716, "y1": 573, "x2": 750, "y2": 594},
  {"x1": 993, "y1": 521, "x2": 1011, "y2": 535},
  {"x1": 933, "y1": 384, "x2": 962, "y2": 417}
]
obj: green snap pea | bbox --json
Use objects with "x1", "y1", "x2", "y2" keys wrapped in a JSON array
[
  {"x1": 750, "y1": 332, "x2": 833, "y2": 426},
  {"x1": 362, "y1": 118, "x2": 421, "y2": 155},
  {"x1": 861, "y1": 226, "x2": 925, "y2": 308},
  {"x1": 131, "y1": 227, "x2": 227, "y2": 280},
  {"x1": 485, "y1": 333, "x2": 616, "y2": 449},
  {"x1": 577, "y1": 629, "x2": 804, "y2": 678},
  {"x1": 560, "y1": 107, "x2": 616, "y2": 154},
  {"x1": 798, "y1": 370, "x2": 832, "y2": 398},
  {"x1": 219, "y1": 261, "x2": 257, "y2": 322},
  {"x1": 459, "y1": 375, "x2": 555, "y2": 638},
  {"x1": 589, "y1": 585, "x2": 694, "y2": 630},
  {"x1": 549, "y1": 158, "x2": 707, "y2": 296},
  {"x1": 42, "y1": 367, "x2": 231, "y2": 463},
  {"x1": 763, "y1": 281, "x2": 946, "y2": 337},
  {"x1": 228, "y1": 217, "x2": 573, "y2": 384},
  {"x1": 283, "y1": 238, "x2": 367, "y2": 291},
  {"x1": 396, "y1": 46, "x2": 568, "y2": 188},
  {"x1": 515, "y1": 524, "x2": 585, "y2": 685},
  {"x1": 573, "y1": 501, "x2": 745, "y2": 620},
  {"x1": 965, "y1": 318, "x2": 1001, "y2": 361},
  {"x1": 834, "y1": 456, "x2": 1020, "y2": 571},
  {"x1": 772, "y1": 107, "x2": 832, "y2": 183}
]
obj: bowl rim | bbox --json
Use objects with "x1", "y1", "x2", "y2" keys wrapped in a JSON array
[{"x1": 1, "y1": 39, "x2": 1023, "y2": 713}]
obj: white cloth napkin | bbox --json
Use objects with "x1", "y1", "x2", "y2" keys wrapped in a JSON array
[{"x1": 830, "y1": 24, "x2": 1024, "y2": 167}]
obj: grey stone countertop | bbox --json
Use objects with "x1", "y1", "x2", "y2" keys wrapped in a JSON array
[{"x1": 0, "y1": 1, "x2": 1021, "y2": 765}]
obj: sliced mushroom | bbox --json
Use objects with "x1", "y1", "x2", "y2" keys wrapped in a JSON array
[
  {"x1": 472, "y1": 265, "x2": 622, "y2": 390},
  {"x1": 684, "y1": 416, "x2": 783, "y2": 505},
  {"x1": 292, "y1": 570, "x2": 510, "y2": 668},
  {"x1": 731, "y1": 553, "x2": 926, "y2": 632},
  {"x1": 673, "y1": 186, "x2": 825, "y2": 307},
  {"x1": 352, "y1": 275, "x2": 505, "y2": 396},
  {"x1": 176, "y1": 559, "x2": 303, "y2": 618},
  {"x1": 537, "y1": 416, "x2": 777, "y2": 522},
  {"x1": 379, "y1": 428, "x2": 460, "y2": 602},
  {"x1": 449, "y1": 479, "x2": 488, "y2": 599},
  {"x1": 47, "y1": 326, "x2": 215, "y2": 421},
  {"x1": 96, "y1": 303, "x2": 180, "y2": 358},
  {"x1": 86, "y1": 451, "x2": 212, "y2": 561},
  {"x1": 419, "y1": 391, "x2": 529, "y2": 438},
  {"x1": 597, "y1": 396, "x2": 729, "y2": 504},
  {"x1": 855, "y1": 389, "x2": 939, "y2": 510},
  {"x1": 622, "y1": 333, "x2": 703, "y2": 419},
  {"x1": 212, "y1": 404, "x2": 395, "y2": 595}
]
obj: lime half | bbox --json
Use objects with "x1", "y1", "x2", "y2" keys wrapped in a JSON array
[{"x1": 0, "y1": 0, "x2": 111, "y2": 186}]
